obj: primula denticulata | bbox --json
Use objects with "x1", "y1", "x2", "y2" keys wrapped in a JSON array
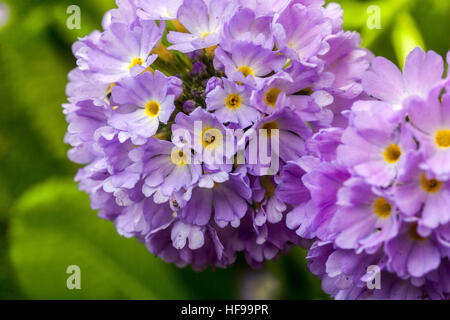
[{"x1": 63, "y1": 0, "x2": 450, "y2": 299}]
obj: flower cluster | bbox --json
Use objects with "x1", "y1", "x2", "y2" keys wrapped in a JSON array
[
  {"x1": 64, "y1": 0, "x2": 370, "y2": 270},
  {"x1": 283, "y1": 47, "x2": 450, "y2": 299}
]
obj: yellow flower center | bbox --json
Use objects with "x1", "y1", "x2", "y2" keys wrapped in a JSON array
[
  {"x1": 201, "y1": 32, "x2": 211, "y2": 39},
  {"x1": 260, "y1": 121, "x2": 279, "y2": 138},
  {"x1": 225, "y1": 93, "x2": 242, "y2": 110},
  {"x1": 170, "y1": 148, "x2": 189, "y2": 166},
  {"x1": 145, "y1": 101, "x2": 160, "y2": 118},
  {"x1": 383, "y1": 144, "x2": 402, "y2": 164},
  {"x1": 435, "y1": 130, "x2": 450, "y2": 148},
  {"x1": 129, "y1": 57, "x2": 144, "y2": 70},
  {"x1": 201, "y1": 127, "x2": 222, "y2": 150},
  {"x1": 373, "y1": 197, "x2": 392, "y2": 219},
  {"x1": 264, "y1": 88, "x2": 281, "y2": 107},
  {"x1": 237, "y1": 65, "x2": 254, "y2": 78},
  {"x1": 420, "y1": 174, "x2": 442, "y2": 194},
  {"x1": 409, "y1": 223, "x2": 426, "y2": 242},
  {"x1": 107, "y1": 82, "x2": 116, "y2": 94}
]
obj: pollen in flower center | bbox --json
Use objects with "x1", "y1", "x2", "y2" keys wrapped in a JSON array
[
  {"x1": 201, "y1": 127, "x2": 222, "y2": 149},
  {"x1": 265, "y1": 87, "x2": 281, "y2": 107},
  {"x1": 261, "y1": 121, "x2": 279, "y2": 138},
  {"x1": 237, "y1": 65, "x2": 254, "y2": 78},
  {"x1": 373, "y1": 197, "x2": 392, "y2": 219},
  {"x1": 201, "y1": 32, "x2": 211, "y2": 39},
  {"x1": 129, "y1": 57, "x2": 144, "y2": 69},
  {"x1": 383, "y1": 144, "x2": 402, "y2": 163},
  {"x1": 171, "y1": 148, "x2": 189, "y2": 166},
  {"x1": 421, "y1": 174, "x2": 442, "y2": 193},
  {"x1": 435, "y1": 130, "x2": 450, "y2": 148},
  {"x1": 145, "y1": 101, "x2": 160, "y2": 118},
  {"x1": 225, "y1": 93, "x2": 242, "y2": 109}
]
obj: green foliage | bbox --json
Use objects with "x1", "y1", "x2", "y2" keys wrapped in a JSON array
[
  {"x1": 9, "y1": 179, "x2": 192, "y2": 299},
  {"x1": 336, "y1": 0, "x2": 450, "y2": 65},
  {"x1": 266, "y1": 247, "x2": 330, "y2": 300},
  {"x1": 391, "y1": 12, "x2": 425, "y2": 68}
]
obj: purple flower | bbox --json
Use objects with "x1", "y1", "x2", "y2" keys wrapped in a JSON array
[
  {"x1": 302, "y1": 161, "x2": 350, "y2": 241},
  {"x1": 237, "y1": 0, "x2": 291, "y2": 17},
  {"x1": 252, "y1": 175, "x2": 287, "y2": 225},
  {"x1": 190, "y1": 61, "x2": 207, "y2": 77},
  {"x1": 206, "y1": 79, "x2": 258, "y2": 127},
  {"x1": 66, "y1": 68, "x2": 111, "y2": 100},
  {"x1": 277, "y1": 157, "x2": 318, "y2": 239},
  {"x1": 63, "y1": 99, "x2": 111, "y2": 164},
  {"x1": 182, "y1": 100, "x2": 196, "y2": 113},
  {"x1": 306, "y1": 242, "x2": 373, "y2": 299},
  {"x1": 386, "y1": 223, "x2": 442, "y2": 278},
  {"x1": 272, "y1": 2, "x2": 332, "y2": 66},
  {"x1": 171, "y1": 107, "x2": 236, "y2": 167},
  {"x1": 395, "y1": 152, "x2": 450, "y2": 229},
  {"x1": 305, "y1": 241, "x2": 433, "y2": 300},
  {"x1": 181, "y1": 171, "x2": 252, "y2": 227},
  {"x1": 276, "y1": 157, "x2": 315, "y2": 206},
  {"x1": 330, "y1": 178, "x2": 399, "y2": 252},
  {"x1": 103, "y1": 0, "x2": 139, "y2": 28},
  {"x1": 406, "y1": 90, "x2": 450, "y2": 180},
  {"x1": 235, "y1": 209, "x2": 300, "y2": 268},
  {"x1": 205, "y1": 77, "x2": 223, "y2": 96},
  {"x1": 220, "y1": 8, "x2": 274, "y2": 51},
  {"x1": 76, "y1": 20, "x2": 164, "y2": 83},
  {"x1": 306, "y1": 127, "x2": 343, "y2": 162},
  {"x1": 337, "y1": 100, "x2": 416, "y2": 187},
  {"x1": 214, "y1": 42, "x2": 286, "y2": 87},
  {"x1": 167, "y1": 0, "x2": 236, "y2": 52},
  {"x1": 362, "y1": 47, "x2": 446, "y2": 109},
  {"x1": 252, "y1": 62, "x2": 318, "y2": 115},
  {"x1": 144, "y1": 202, "x2": 237, "y2": 270},
  {"x1": 243, "y1": 108, "x2": 313, "y2": 174},
  {"x1": 136, "y1": 0, "x2": 183, "y2": 20},
  {"x1": 316, "y1": 31, "x2": 371, "y2": 99},
  {"x1": 129, "y1": 138, "x2": 202, "y2": 200},
  {"x1": 109, "y1": 71, "x2": 177, "y2": 144}
]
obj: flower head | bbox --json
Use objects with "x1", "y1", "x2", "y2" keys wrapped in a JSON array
[
  {"x1": 299, "y1": 48, "x2": 450, "y2": 299},
  {"x1": 109, "y1": 71, "x2": 177, "y2": 144},
  {"x1": 64, "y1": 0, "x2": 373, "y2": 274}
]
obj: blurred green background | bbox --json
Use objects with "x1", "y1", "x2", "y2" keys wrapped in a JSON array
[{"x1": 0, "y1": 0, "x2": 448, "y2": 299}]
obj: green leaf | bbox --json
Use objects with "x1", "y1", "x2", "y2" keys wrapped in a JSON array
[
  {"x1": 266, "y1": 247, "x2": 329, "y2": 300},
  {"x1": 361, "y1": 0, "x2": 412, "y2": 49},
  {"x1": 0, "y1": 50, "x2": 72, "y2": 207},
  {"x1": 9, "y1": 178, "x2": 192, "y2": 299},
  {"x1": 0, "y1": 0, "x2": 116, "y2": 161},
  {"x1": 391, "y1": 12, "x2": 425, "y2": 67}
]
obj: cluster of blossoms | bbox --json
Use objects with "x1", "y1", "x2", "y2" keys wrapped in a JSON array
[
  {"x1": 63, "y1": 0, "x2": 450, "y2": 299},
  {"x1": 64, "y1": 0, "x2": 370, "y2": 270},
  {"x1": 291, "y1": 48, "x2": 450, "y2": 299}
]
